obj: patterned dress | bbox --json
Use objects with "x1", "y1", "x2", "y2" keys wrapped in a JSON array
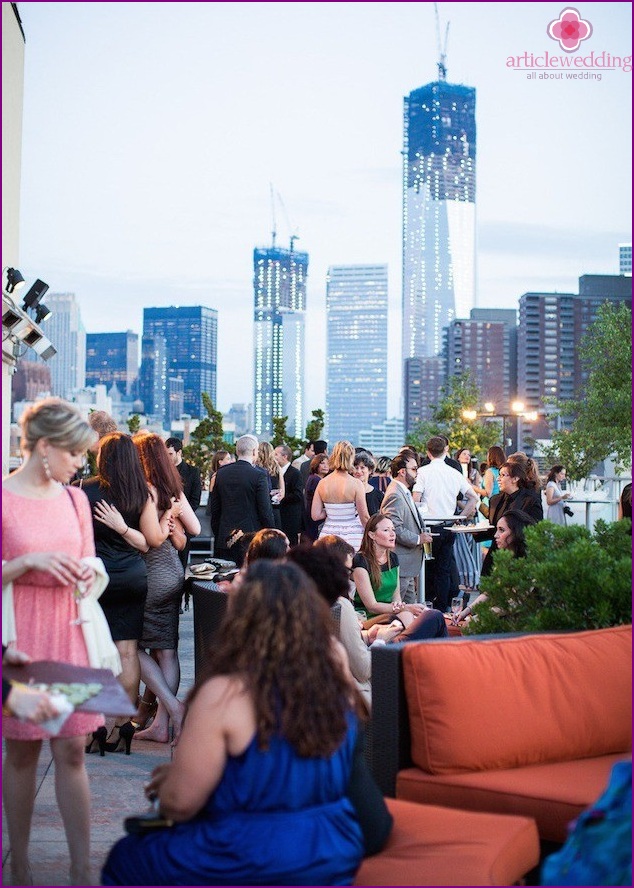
[
  {"x1": 2, "y1": 485, "x2": 104, "y2": 740},
  {"x1": 318, "y1": 503, "x2": 364, "y2": 551},
  {"x1": 140, "y1": 539, "x2": 184, "y2": 650}
]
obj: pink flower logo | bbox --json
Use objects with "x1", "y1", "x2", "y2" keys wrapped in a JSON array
[{"x1": 547, "y1": 7, "x2": 593, "y2": 52}]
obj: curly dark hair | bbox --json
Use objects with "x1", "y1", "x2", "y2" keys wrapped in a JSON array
[
  {"x1": 189, "y1": 561, "x2": 363, "y2": 756},
  {"x1": 133, "y1": 432, "x2": 183, "y2": 512},
  {"x1": 96, "y1": 432, "x2": 149, "y2": 517}
]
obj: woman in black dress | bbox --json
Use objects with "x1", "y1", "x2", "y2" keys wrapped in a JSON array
[
  {"x1": 82, "y1": 433, "x2": 169, "y2": 751},
  {"x1": 353, "y1": 451, "x2": 384, "y2": 516}
]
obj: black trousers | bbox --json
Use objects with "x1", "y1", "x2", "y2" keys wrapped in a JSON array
[{"x1": 430, "y1": 527, "x2": 456, "y2": 612}]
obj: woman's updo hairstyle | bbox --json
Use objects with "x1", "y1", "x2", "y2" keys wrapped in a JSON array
[{"x1": 20, "y1": 398, "x2": 96, "y2": 454}]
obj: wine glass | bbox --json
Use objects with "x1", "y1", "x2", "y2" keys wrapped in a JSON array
[
  {"x1": 451, "y1": 596, "x2": 463, "y2": 619},
  {"x1": 424, "y1": 601, "x2": 434, "y2": 610},
  {"x1": 70, "y1": 582, "x2": 89, "y2": 626}
]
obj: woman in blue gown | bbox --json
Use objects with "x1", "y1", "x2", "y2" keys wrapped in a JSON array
[{"x1": 102, "y1": 560, "x2": 365, "y2": 886}]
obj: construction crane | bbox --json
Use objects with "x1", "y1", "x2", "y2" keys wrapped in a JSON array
[
  {"x1": 269, "y1": 182, "x2": 277, "y2": 248},
  {"x1": 276, "y1": 189, "x2": 299, "y2": 253},
  {"x1": 434, "y1": 2, "x2": 450, "y2": 81}
]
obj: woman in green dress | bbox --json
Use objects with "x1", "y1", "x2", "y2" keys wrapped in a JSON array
[{"x1": 352, "y1": 513, "x2": 425, "y2": 626}]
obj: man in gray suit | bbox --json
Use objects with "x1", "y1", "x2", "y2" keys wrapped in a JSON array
[{"x1": 381, "y1": 453, "x2": 432, "y2": 604}]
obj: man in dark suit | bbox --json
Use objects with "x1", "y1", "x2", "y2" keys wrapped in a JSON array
[
  {"x1": 209, "y1": 434, "x2": 275, "y2": 560},
  {"x1": 274, "y1": 444, "x2": 303, "y2": 547},
  {"x1": 166, "y1": 436, "x2": 202, "y2": 570},
  {"x1": 299, "y1": 440, "x2": 328, "y2": 488}
]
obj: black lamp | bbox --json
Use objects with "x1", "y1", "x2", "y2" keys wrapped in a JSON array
[
  {"x1": 5, "y1": 267, "x2": 25, "y2": 294},
  {"x1": 22, "y1": 278, "x2": 49, "y2": 311},
  {"x1": 35, "y1": 303, "x2": 52, "y2": 324}
]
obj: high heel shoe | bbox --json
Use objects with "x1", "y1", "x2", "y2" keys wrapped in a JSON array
[
  {"x1": 104, "y1": 721, "x2": 135, "y2": 755},
  {"x1": 85, "y1": 726, "x2": 108, "y2": 756},
  {"x1": 132, "y1": 697, "x2": 158, "y2": 731}
]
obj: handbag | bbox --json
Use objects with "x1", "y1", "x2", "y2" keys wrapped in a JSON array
[{"x1": 479, "y1": 501, "x2": 490, "y2": 519}]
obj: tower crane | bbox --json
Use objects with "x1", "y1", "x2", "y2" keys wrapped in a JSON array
[{"x1": 434, "y1": 3, "x2": 450, "y2": 81}]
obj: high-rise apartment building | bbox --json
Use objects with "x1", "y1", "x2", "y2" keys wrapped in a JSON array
[
  {"x1": 253, "y1": 244, "x2": 308, "y2": 439},
  {"x1": 326, "y1": 265, "x2": 388, "y2": 445},
  {"x1": 85, "y1": 330, "x2": 138, "y2": 396},
  {"x1": 142, "y1": 306, "x2": 218, "y2": 421},
  {"x1": 618, "y1": 243, "x2": 632, "y2": 276},
  {"x1": 444, "y1": 308, "x2": 517, "y2": 412},
  {"x1": 402, "y1": 76, "x2": 476, "y2": 380},
  {"x1": 40, "y1": 293, "x2": 86, "y2": 399},
  {"x1": 517, "y1": 274, "x2": 630, "y2": 447}
]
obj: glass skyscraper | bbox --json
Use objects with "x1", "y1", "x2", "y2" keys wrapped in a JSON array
[
  {"x1": 39, "y1": 293, "x2": 86, "y2": 400},
  {"x1": 326, "y1": 264, "x2": 388, "y2": 445},
  {"x1": 402, "y1": 78, "x2": 476, "y2": 373},
  {"x1": 85, "y1": 330, "x2": 138, "y2": 396},
  {"x1": 253, "y1": 245, "x2": 308, "y2": 439},
  {"x1": 142, "y1": 305, "x2": 217, "y2": 420}
]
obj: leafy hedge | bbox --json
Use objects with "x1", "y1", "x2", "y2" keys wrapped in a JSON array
[{"x1": 465, "y1": 520, "x2": 632, "y2": 635}]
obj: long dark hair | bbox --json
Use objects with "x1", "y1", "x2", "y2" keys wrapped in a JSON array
[
  {"x1": 133, "y1": 432, "x2": 183, "y2": 513},
  {"x1": 358, "y1": 512, "x2": 395, "y2": 591},
  {"x1": 189, "y1": 561, "x2": 363, "y2": 756},
  {"x1": 97, "y1": 432, "x2": 149, "y2": 517},
  {"x1": 500, "y1": 509, "x2": 536, "y2": 557},
  {"x1": 487, "y1": 446, "x2": 505, "y2": 469},
  {"x1": 547, "y1": 465, "x2": 565, "y2": 484}
]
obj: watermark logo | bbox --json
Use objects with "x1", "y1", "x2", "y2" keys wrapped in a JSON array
[{"x1": 547, "y1": 7, "x2": 593, "y2": 52}]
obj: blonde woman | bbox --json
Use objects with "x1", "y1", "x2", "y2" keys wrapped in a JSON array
[
  {"x1": 256, "y1": 441, "x2": 285, "y2": 529},
  {"x1": 311, "y1": 441, "x2": 369, "y2": 551},
  {"x1": 2, "y1": 399, "x2": 99, "y2": 885}
]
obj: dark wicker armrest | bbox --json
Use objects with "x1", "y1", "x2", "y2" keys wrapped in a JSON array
[
  {"x1": 368, "y1": 643, "x2": 412, "y2": 797},
  {"x1": 190, "y1": 581, "x2": 229, "y2": 678}
]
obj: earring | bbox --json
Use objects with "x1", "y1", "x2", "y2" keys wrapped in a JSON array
[{"x1": 42, "y1": 452, "x2": 52, "y2": 480}]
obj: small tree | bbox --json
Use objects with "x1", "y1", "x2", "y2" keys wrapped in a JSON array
[
  {"x1": 304, "y1": 408, "x2": 325, "y2": 446},
  {"x1": 540, "y1": 302, "x2": 632, "y2": 479},
  {"x1": 465, "y1": 520, "x2": 632, "y2": 635},
  {"x1": 126, "y1": 414, "x2": 141, "y2": 435},
  {"x1": 270, "y1": 415, "x2": 303, "y2": 455},
  {"x1": 406, "y1": 372, "x2": 501, "y2": 458},
  {"x1": 182, "y1": 393, "x2": 225, "y2": 477}
]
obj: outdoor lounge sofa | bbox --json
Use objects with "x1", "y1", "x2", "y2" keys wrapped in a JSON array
[{"x1": 368, "y1": 624, "x2": 632, "y2": 843}]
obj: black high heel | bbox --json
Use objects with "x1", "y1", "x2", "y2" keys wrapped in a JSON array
[
  {"x1": 85, "y1": 726, "x2": 108, "y2": 756},
  {"x1": 104, "y1": 721, "x2": 135, "y2": 755}
]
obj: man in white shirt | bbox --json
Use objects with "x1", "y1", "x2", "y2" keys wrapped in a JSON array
[
  {"x1": 413, "y1": 436, "x2": 478, "y2": 611},
  {"x1": 292, "y1": 442, "x2": 314, "y2": 471}
]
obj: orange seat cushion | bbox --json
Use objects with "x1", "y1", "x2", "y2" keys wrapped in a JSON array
[
  {"x1": 396, "y1": 753, "x2": 628, "y2": 842},
  {"x1": 354, "y1": 797, "x2": 539, "y2": 886},
  {"x1": 402, "y1": 625, "x2": 632, "y2": 775}
]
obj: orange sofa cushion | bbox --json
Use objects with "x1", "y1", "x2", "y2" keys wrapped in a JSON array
[
  {"x1": 353, "y1": 797, "x2": 539, "y2": 886},
  {"x1": 402, "y1": 625, "x2": 632, "y2": 775},
  {"x1": 395, "y1": 753, "x2": 627, "y2": 843}
]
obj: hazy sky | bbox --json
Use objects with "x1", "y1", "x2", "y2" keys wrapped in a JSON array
[{"x1": 17, "y1": 1, "x2": 632, "y2": 415}]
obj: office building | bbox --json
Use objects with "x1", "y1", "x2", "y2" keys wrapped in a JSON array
[
  {"x1": 358, "y1": 417, "x2": 404, "y2": 459},
  {"x1": 444, "y1": 308, "x2": 517, "y2": 412},
  {"x1": 86, "y1": 330, "x2": 138, "y2": 396},
  {"x1": 253, "y1": 243, "x2": 308, "y2": 438},
  {"x1": 619, "y1": 243, "x2": 631, "y2": 276},
  {"x1": 326, "y1": 265, "x2": 388, "y2": 445},
  {"x1": 139, "y1": 333, "x2": 168, "y2": 424},
  {"x1": 142, "y1": 305, "x2": 218, "y2": 420},
  {"x1": 40, "y1": 293, "x2": 86, "y2": 399},
  {"x1": 402, "y1": 76, "x2": 476, "y2": 368},
  {"x1": 403, "y1": 356, "x2": 445, "y2": 433},
  {"x1": 11, "y1": 360, "x2": 52, "y2": 406}
]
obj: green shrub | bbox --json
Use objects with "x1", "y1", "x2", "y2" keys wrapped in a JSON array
[{"x1": 465, "y1": 519, "x2": 632, "y2": 635}]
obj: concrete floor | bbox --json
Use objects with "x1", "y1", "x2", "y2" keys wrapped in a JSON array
[{"x1": 2, "y1": 606, "x2": 195, "y2": 887}]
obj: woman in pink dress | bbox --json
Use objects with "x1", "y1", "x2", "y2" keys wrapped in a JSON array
[{"x1": 2, "y1": 398, "x2": 101, "y2": 886}]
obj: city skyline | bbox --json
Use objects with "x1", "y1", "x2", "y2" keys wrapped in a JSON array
[{"x1": 16, "y1": 2, "x2": 632, "y2": 415}]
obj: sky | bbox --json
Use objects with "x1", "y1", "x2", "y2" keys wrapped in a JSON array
[{"x1": 16, "y1": 1, "x2": 632, "y2": 416}]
